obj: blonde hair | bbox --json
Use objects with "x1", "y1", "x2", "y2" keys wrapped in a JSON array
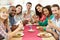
[
  {"x1": 0, "y1": 7, "x2": 9, "y2": 28},
  {"x1": 0, "y1": 7, "x2": 7, "y2": 13}
]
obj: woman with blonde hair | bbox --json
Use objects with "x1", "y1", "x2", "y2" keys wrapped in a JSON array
[{"x1": 0, "y1": 7, "x2": 23, "y2": 40}]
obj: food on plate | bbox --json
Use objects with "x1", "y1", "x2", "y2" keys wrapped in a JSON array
[{"x1": 37, "y1": 32, "x2": 52, "y2": 38}]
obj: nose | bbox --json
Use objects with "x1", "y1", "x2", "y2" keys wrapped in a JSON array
[{"x1": 3, "y1": 12, "x2": 8, "y2": 17}]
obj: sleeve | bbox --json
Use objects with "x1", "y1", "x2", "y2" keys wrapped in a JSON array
[
  {"x1": 0, "y1": 26, "x2": 8, "y2": 39},
  {"x1": 38, "y1": 18, "x2": 48, "y2": 26}
]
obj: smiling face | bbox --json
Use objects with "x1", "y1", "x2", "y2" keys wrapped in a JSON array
[
  {"x1": 0, "y1": 7, "x2": 8, "y2": 20},
  {"x1": 51, "y1": 7, "x2": 59, "y2": 17},
  {"x1": 43, "y1": 8, "x2": 49, "y2": 17},
  {"x1": 36, "y1": 6, "x2": 42, "y2": 13},
  {"x1": 26, "y1": 4, "x2": 32, "y2": 10},
  {"x1": 9, "y1": 6, "x2": 16, "y2": 16},
  {"x1": 16, "y1": 6, "x2": 22, "y2": 14}
]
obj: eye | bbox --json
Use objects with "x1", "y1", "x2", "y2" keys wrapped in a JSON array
[{"x1": 12, "y1": 10, "x2": 16, "y2": 12}]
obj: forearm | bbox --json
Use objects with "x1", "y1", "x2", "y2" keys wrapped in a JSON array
[
  {"x1": 53, "y1": 25, "x2": 60, "y2": 32},
  {"x1": 46, "y1": 29, "x2": 53, "y2": 34},
  {"x1": 0, "y1": 27, "x2": 8, "y2": 39},
  {"x1": 7, "y1": 26, "x2": 11, "y2": 32},
  {"x1": 10, "y1": 24, "x2": 23, "y2": 36},
  {"x1": 10, "y1": 27, "x2": 21, "y2": 35},
  {"x1": 46, "y1": 29, "x2": 58, "y2": 40}
]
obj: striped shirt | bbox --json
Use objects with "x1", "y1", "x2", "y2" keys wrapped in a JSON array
[{"x1": 0, "y1": 23, "x2": 8, "y2": 40}]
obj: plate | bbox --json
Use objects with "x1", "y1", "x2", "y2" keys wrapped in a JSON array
[{"x1": 37, "y1": 32, "x2": 52, "y2": 38}]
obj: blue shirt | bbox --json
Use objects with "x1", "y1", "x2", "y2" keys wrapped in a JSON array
[
  {"x1": 51, "y1": 16, "x2": 60, "y2": 40},
  {"x1": 9, "y1": 15, "x2": 16, "y2": 27}
]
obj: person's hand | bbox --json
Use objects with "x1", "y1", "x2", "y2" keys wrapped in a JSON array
[
  {"x1": 39, "y1": 26, "x2": 44, "y2": 31},
  {"x1": 48, "y1": 20, "x2": 55, "y2": 28},
  {"x1": 23, "y1": 20, "x2": 28, "y2": 26},
  {"x1": 33, "y1": 15, "x2": 39, "y2": 22},
  {"x1": 26, "y1": 18, "x2": 31, "y2": 22},
  {"x1": 18, "y1": 21, "x2": 23, "y2": 28},
  {"x1": 46, "y1": 29, "x2": 53, "y2": 33}
]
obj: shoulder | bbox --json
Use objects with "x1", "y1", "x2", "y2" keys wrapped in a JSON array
[
  {"x1": 50, "y1": 14, "x2": 54, "y2": 19},
  {"x1": 51, "y1": 16, "x2": 55, "y2": 21},
  {"x1": 42, "y1": 15, "x2": 46, "y2": 19}
]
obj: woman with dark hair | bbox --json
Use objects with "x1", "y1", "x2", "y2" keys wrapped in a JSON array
[
  {"x1": 37, "y1": 5, "x2": 58, "y2": 40},
  {"x1": 14, "y1": 4, "x2": 24, "y2": 36},
  {"x1": 43, "y1": 5, "x2": 54, "y2": 19},
  {"x1": 16, "y1": 4, "x2": 22, "y2": 15},
  {"x1": 14, "y1": 4, "x2": 23, "y2": 22},
  {"x1": 39, "y1": 5, "x2": 54, "y2": 29},
  {"x1": 35, "y1": 4, "x2": 42, "y2": 18},
  {"x1": 35, "y1": 4, "x2": 46, "y2": 26},
  {"x1": 38, "y1": 5, "x2": 54, "y2": 26},
  {"x1": 38, "y1": 5, "x2": 54, "y2": 28}
]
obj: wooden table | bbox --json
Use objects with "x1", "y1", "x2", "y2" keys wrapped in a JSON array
[
  {"x1": 10, "y1": 26, "x2": 56, "y2": 40},
  {"x1": 38, "y1": 32, "x2": 56, "y2": 40},
  {"x1": 9, "y1": 31, "x2": 23, "y2": 40},
  {"x1": 37, "y1": 26, "x2": 56, "y2": 40},
  {"x1": 10, "y1": 33, "x2": 55, "y2": 40},
  {"x1": 42, "y1": 37, "x2": 55, "y2": 40},
  {"x1": 42, "y1": 34, "x2": 56, "y2": 40},
  {"x1": 10, "y1": 37, "x2": 22, "y2": 40}
]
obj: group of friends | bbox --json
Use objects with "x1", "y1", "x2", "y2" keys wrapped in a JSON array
[{"x1": 0, "y1": 2, "x2": 60, "y2": 40}]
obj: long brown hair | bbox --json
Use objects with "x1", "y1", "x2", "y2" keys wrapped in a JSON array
[
  {"x1": 0, "y1": 7, "x2": 9, "y2": 28},
  {"x1": 35, "y1": 4, "x2": 43, "y2": 18},
  {"x1": 16, "y1": 4, "x2": 22, "y2": 14},
  {"x1": 42, "y1": 5, "x2": 52, "y2": 17}
]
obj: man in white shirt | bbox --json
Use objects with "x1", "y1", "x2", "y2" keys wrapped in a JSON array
[
  {"x1": 23, "y1": 2, "x2": 35, "y2": 21},
  {"x1": 48, "y1": 4, "x2": 60, "y2": 40}
]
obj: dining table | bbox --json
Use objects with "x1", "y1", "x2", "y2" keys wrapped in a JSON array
[{"x1": 10, "y1": 25, "x2": 56, "y2": 40}]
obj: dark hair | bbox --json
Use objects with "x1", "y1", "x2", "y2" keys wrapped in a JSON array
[
  {"x1": 9, "y1": 6, "x2": 15, "y2": 8},
  {"x1": 43, "y1": 5, "x2": 52, "y2": 17},
  {"x1": 9, "y1": 6, "x2": 16, "y2": 10},
  {"x1": 26, "y1": 2, "x2": 32, "y2": 5},
  {"x1": 16, "y1": 4, "x2": 22, "y2": 14},
  {"x1": 8, "y1": 6, "x2": 16, "y2": 13},
  {"x1": 35, "y1": 4, "x2": 43, "y2": 18},
  {"x1": 52, "y1": 4, "x2": 59, "y2": 10}
]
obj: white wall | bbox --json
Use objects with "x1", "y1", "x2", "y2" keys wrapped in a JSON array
[
  {"x1": 13, "y1": 0, "x2": 39, "y2": 11},
  {"x1": 39, "y1": 0, "x2": 60, "y2": 6},
  {"x1": 0, "y1": 0, "x2": 60, "y2": 10},
  {"x1": 13, "y1": 0, "x2": 60, "y2": 11}
]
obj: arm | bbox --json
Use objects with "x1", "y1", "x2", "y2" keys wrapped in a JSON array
[
  {"x1": 46, "y1": 29, "x2": 59, "y2": 40},
  {"x1": 6, "y1": 26, "x2": 11, "y2": 33},
  {"x1": 0, "y1": 26, "x2": 8, "y2": 38},
  {"x1": 48, "y1": 20, "x2": 60, "y2": 32},
  {"x1": 52, "y1": 25, "x2": 60, "y2": 32},
  {"x1": 32, "y1": 15, "x2": 39, "y2": 23},
  {"x1": 9, "y1": 21, "x2": 23, "y2": 36}
]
